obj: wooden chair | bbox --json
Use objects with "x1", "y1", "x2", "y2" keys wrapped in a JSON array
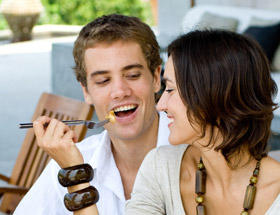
[
  {"x1": 0, "y1": 92, "x2": 94, "y2": 214},
  {"x1": 190, "y1": 0, "x2": 195, "y2": 7}
]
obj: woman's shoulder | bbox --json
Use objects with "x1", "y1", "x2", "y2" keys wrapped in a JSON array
[
  {"x1": 266, "y1": 193, "x2": 280, "y2": 215},
  {"x1": 142, "y1": 144, "x2": 189, "y2": 171},
  {"x1": 150, "y1": 144, "x2": 189, "y2": 160},
  {"x1": 258, "y1": 156, "x2": 280, "y2": 208},
  {"x1": 263, "y1": 156, "x2": 280, "y2": 180}
]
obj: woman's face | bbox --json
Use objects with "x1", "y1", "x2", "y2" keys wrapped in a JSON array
[{"x1": 157, "y1": 56, "x2": 200, "y2": 145}]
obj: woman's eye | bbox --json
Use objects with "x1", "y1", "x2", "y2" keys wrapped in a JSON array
[{"x1": 165, "y1": 89, "x2": 174, "y2": 93}]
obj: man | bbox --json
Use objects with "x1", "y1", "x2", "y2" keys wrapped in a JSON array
[{"x1": 14, "y1": 14, "x2": 170, "y2": 215}]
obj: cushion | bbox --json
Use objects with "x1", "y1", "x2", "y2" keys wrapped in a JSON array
[
  {"x1": 243, "y1": 22, "x2": 280, "y2": 62},
  {"x1": 272, "y1": 42, "x2": 280, "y2": 71},
  {"x1": 249, "y1": 16, "x2": 279, "y2": 26},
  {"x1": 192, "y1": 12, "x2": 239, "y2": 32},
  {"x1": 248, "y1": 17, "x2": 280, "y2": 71}
]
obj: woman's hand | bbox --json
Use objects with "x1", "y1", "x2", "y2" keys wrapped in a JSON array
[{"x1": 33, "y1": 116, "x2": 84, "y2": 168}]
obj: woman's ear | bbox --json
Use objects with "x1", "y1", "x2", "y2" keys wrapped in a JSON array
[
  {"x1": 80, "y1": 83, "x2": 92, "y2": 104},
  {"x1": 153, "y1": 66, "x2": 162, "y2": 93}
]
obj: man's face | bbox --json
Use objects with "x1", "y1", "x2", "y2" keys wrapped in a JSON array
[{"x1": 81, "y1": 41, "x2": 161, "y2": 141}]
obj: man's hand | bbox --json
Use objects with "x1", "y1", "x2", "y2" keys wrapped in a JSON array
[{"x1": 33, "y1": 116, "x2": 84, "y2": 168}]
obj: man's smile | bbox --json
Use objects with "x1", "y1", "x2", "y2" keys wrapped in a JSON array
[{"x1": 112, "y1": 104, "x2": 138, "y2": 118}]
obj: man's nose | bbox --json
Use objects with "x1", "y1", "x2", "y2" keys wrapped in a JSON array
[{"x1": 110, "y1": 79, "x2": 132, "y2": 99}]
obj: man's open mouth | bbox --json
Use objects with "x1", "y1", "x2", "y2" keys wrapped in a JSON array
[{"x1": 113, "y1": 105, "x2": 138, "y2": 117}]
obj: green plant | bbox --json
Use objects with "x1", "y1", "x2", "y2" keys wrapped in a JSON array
[
  {"x1": 0, "y1": 0, "x2": 9, "y2": 30},
  {"x1": 0, "y1": 15, "x2": 8, "y2": 30},
  {"x1": 38, "y1": 0, "x2": 153, "y2": 26}
]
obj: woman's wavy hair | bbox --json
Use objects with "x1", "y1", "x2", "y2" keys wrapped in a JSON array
[
  {"x1": 73, "y1": 14, "x2": 162, "y2": 89},
  {"x1": 168, "y1": 30, "x2": 278, "y2": 164}
]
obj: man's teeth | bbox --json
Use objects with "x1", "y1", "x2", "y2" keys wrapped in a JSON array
[
  {"x1": 169, "y1": 118, "x2": 174, "y2": 123},
  {"x1": 113, "y1": 105, "x2": 136, "y2": 113}
]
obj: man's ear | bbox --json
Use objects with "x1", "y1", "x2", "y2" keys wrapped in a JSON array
[
  {"x1": 80, "y1": 83, "x2": 92, "y2": 104},
  {"x1": 153, "y1": 65, "x2": 162, "y2": 93}
]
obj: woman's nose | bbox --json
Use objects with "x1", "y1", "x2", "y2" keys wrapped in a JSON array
[{"x1": 156, "y1": 92, "x2": 167, "y2": 111}]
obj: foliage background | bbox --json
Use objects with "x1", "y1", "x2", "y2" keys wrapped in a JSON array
[{"x1": 0, "y1": 0, "x2": 153, "y2": 30}]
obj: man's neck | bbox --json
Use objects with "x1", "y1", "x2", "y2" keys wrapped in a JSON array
[{"x1": 111, "y1": 112, "x2": 159, "y2": 199}]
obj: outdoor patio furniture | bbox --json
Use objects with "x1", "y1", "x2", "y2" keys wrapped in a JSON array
[{"x1": 0, "y1": 92, "x2": 94, "y2": 214}]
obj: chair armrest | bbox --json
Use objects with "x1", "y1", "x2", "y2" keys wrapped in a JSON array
[
  {"x1": 0, "y1": 173, "x2": 10, "y2": 183},
  {"x1": 0, "y1": 184, "x2": 28, "y2": 195}
]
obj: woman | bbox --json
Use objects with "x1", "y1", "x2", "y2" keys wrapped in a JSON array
[{"x1": 125, "y1": 30, "x2": 280, "y2": 215}]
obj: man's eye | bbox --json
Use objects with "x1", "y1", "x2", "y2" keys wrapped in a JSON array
[
  {"x1": 95, "y1": 78, "x2": 109, "y2": 85},
  {"x1": 126, "y1": 73, "x2": 140, "y2": 79}
]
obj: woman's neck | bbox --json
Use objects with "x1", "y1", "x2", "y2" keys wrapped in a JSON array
[{"x1": 196, "y1": 146, "x2": 258, "y2": 191}]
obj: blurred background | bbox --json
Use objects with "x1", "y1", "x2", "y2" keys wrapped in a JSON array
[
  {"x1": 0, "y1": 0, "x2": 155, "y2": 31},
  {"x1": 0, "y1": 1, "x2": 280, "y2": 213}
]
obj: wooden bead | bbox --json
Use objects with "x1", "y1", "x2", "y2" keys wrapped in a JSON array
[
  {"x1": 243, "y1": 185, "x2": 256, "y2": 210},
  {"x1": 198, "y1": 162, "x2": 205, "y2": 170},
  {"x1": 256, "y1": 160, "x2": 261, "y2": 169},
  {"x1": 195, "y1": 170, "x2": 206, "y2": 194},
  {"x1": 196, "y1": 204, "x2": 206, "y2": 215},
  {"x1": 253, "y1": 168, "x2": 259, "y2": 176},
  {"x1": 250, "y1": 176, "x2": 258, "y2": 184},
  {"x1": 195, "y1": 195, "x2": 204, "y2": 203}
]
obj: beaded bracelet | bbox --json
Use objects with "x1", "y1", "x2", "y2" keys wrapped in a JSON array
[
  {"x1": 58, "y1": 163, "x2": 94, "y2": 187},
  {"x1": 64, "y1": 186, "x2": 99, "y2": 211}
]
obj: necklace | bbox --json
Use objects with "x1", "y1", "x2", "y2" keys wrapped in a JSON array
[{"x1": 195, "y1": 157, "x2": 261, "y2": 215}]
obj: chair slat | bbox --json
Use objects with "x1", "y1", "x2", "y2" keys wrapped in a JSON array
[{"x1": 0, "y1": 92, "x2": 94, "y2": 213}]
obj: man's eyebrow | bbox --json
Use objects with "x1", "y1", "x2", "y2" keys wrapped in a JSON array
[
  {"x1": 89, "y1": 63, "x2": 144, "y2": 78},
  {"x1": 122, "y1": 63, "x2": 144, "y2": 71},
  {"x1": 89, "y1": 70, "x2": 109, "y2": 78}
]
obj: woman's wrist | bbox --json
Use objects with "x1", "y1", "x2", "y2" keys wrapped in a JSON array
[{"x1": 67, "y1": 182, "x2": 90, "y2": 193}]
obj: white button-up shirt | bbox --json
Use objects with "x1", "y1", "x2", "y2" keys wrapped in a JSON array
[{"x1": 14, "y1": 111, "x2": 170, "y2": 215}]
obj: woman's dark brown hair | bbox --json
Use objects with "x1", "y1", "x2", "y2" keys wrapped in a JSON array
[{"x1": 168, "y1": 30, "x2": 278, "y2": 164}]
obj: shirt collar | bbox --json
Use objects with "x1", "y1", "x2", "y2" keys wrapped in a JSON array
[
  {"x1": 89, "y1": 131, "x2": 126, "y2": 202},
  {"x1": 89, "y1": 131, "x2": 111, "y2": 170}
]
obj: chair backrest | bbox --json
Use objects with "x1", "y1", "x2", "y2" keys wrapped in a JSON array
[
  {"x1": 191, "y1": 0, "x2": 195, "y2": 7},
  {"x1": 0, "y1": 92, "x2": 94, "y2": 213}
]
